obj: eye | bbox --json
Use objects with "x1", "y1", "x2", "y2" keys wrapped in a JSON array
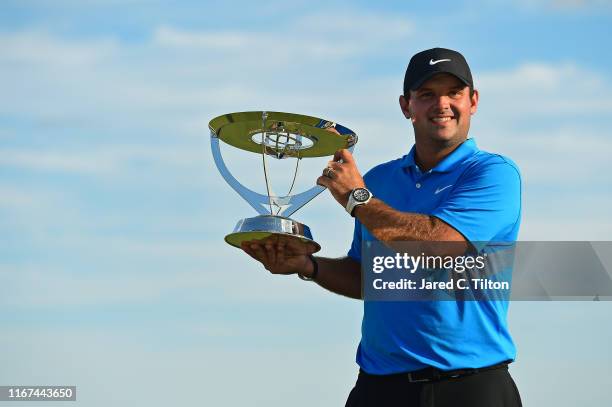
[
  {"x1": 450, "y1": 89, "x2": 463, "y2": 98},
  {"x1": 418, "y1": 92, "x2": 433, "y2": 99}
]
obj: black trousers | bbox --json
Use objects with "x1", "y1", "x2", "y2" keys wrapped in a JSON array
[{"x1": 345, "y1": 365, "x2": 522, "y2": 407}]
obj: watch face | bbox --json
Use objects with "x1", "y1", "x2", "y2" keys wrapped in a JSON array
[{"x1": 353, "y1": 188, "x2": 370, "y2": 202}]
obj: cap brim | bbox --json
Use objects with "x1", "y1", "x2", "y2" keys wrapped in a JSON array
[{"x1": 409, "y1": 71, "x2": 472, "y2": 91}]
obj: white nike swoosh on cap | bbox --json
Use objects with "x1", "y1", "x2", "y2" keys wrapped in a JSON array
[
  {"x1": 429, "y1": 58, "x2": 452, "y2": 65},
  {"x1": 435, "y1": 184, "x2": 453, "y2": 194}
]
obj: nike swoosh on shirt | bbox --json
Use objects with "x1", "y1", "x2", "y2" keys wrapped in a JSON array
[
  {"x1": 429, "y1": 58, "x2": 451, "y2": 65},
  {"x1": 435, "y1": 184, "x2": 453, "y2": 194}
]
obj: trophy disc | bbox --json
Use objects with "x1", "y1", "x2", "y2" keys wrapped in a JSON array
[
  {"x1": 209, "y1": 111, "x2": 356, "y2": 158},
  {"x1": 225, "y1": 215, "x2": 321, "y2": 253}
]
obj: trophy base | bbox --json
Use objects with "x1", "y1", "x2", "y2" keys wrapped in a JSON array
[{"x1": 225, "y1": 215, "x2": 321, "y2": 253}]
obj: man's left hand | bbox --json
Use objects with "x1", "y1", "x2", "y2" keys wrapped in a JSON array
[{"x1": 316, "y1": 149, "x2": 366, "y2": 208}]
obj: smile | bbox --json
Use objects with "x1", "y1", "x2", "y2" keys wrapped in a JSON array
[{"x1": 430, "y1": 117, "x2": 454, "y2": 123}]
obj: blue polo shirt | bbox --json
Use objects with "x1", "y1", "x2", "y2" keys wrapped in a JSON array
[{"x1": 348, "y1": 138, "x2": 522, "y2": 374}]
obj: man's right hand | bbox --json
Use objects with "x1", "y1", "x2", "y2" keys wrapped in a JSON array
[{"x1": 240, "y1": 236, "x2": 318, "y2": 277}]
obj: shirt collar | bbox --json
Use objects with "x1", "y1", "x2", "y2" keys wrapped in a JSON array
[{"x1": 401, "y1": 138, "x2": 479, "y2": 173}]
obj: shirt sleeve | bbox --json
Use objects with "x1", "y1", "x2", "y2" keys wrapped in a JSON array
[
  {"x1": 347, "y1": 218, "x2": 363, "y2": 262},
  {"x1": 430, "y1": 159, "x2": 521, "y2": 251}
]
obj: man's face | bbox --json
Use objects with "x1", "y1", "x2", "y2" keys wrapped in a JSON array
[{"x1": 399, "y1": 73, "x2": 479, "y2": 145}]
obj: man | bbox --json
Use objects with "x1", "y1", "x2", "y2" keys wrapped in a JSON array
[{"x1": 241, "y1": 48, "x2": 522, "y2": 407}]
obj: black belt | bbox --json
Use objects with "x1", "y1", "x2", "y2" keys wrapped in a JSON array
[{"x1": 360, "y1": 360, "x2": 510, "y2": 383}]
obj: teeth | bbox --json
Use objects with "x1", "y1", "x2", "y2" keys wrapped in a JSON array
[{"x1": 432, "y1": 117, "x2": 452, "y2": 122}]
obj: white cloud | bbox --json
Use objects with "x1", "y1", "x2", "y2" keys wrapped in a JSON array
[
  {"x1": 0, "y1": 30, "x2": 117, "y2": 67},
  {"x1": 0, "y1": 23, "x2": 406, "y2": 132},
  {"x1": 153, "y1": 14, "x2": 412, "y2": 55},
  {"x1": 470, "y1": 61, "x2": 612, "y2": 193},
  {"x1": 520, "y1": 218, "x2": 612, "y2": 240},
  {"x1": 155, "y1": 12, "x2": 413, "y2": 57},
  {"x1": 495, "y1": 0, "x2": 612, "y2": 12},
  {"x1": 155, "y1": 26, "x2": 253, "y2": 49},
  {"x1": 0, "y1": 145, "x2": 211, "y2": 176},
  {"x1": 477, "y1": 62, "x2": 612, "y2": 115},
  {"x1": 296, "y1": 13, "x2": 412, "y2": 36},
  {"x1": 472, "y1": 125, "x2": 612, "y2": 184},
  {"x1": 0, "y1": 149, "x2": 117, "y2": 174},
  {"x1": 550, "y1": 0, "x2": 612, "y2": 9},
  {"x1": 0, "y1": 186, "x2": 39, "y2": 208},
  {"x1": 0, "y1": 266, "x2": 190, "y2": 307}
]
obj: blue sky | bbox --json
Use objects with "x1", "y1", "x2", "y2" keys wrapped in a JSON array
[{"x1": 1, "y1": 1, "x2": 611, "y2": 406}]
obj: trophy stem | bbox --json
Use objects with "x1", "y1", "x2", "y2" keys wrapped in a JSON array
[
  {"x1": 261, "y1": 111, "x2": 274, "y2": 215},
  {"x1": 280, "y1": 153, "x2": 301, "y2": 215}
]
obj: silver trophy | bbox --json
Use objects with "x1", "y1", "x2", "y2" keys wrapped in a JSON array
[{"x1": 209, "y1": 111, "x2": 357, "y2": 252}]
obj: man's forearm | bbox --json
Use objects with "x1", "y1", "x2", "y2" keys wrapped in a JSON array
[
  {"x1": 306, "y1": 256, "x2": 361, "y2": 300},
  {"x1": 353, "y1": 198, "x2": 460, "y2": 241},
  {"x1": 352, "y1": 198, "x2": 449, "y2": 240}
]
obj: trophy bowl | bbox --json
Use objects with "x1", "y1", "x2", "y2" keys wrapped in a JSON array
[{"x1": 209, "y1": 111, "x2": 357, "y2": 252}]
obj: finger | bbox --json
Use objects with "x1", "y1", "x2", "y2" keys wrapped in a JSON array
[
  {"x1": 322, "y1": 166, "x2": 334, "y2": 179},
  {"x1": 328, "y1": 161, "x2": 344, "y2": 172},
  {"x1": 240, "y1": 243, "x2": 260, "y2": 261},
  {"x1": 303, "y1": 242, "x2": 318, "y2": 255},
  {"x1": 241, "y1": 242, "x2": 270, "y2": 266},
  {"x1": 316, "y1": 175, "x2": 331, "y2": 188},
  {"x1": 241, "y1": 240, "x2": 257, "y2": 254},
  {"x1": 334, "y1": 149, "x2": 354, "y2": 164},
  {"x1": 285, "y1": 238, "x2": 316, "y2": 255},
  {"x1": 276, "y1": 239, "x2": 287, "y2": 264},
  {"x1": 249, "y1": 242, "x2": 270, "y2": 266},
  {"x1": 333, "y1": 150, "x2": 342, "y2": 162},
  {"x1": 264, "y1": 240, "x2": 277, "y2": 265},
  {"x1": 325, "y1": 126, "x2": 340, "y2": 135}
]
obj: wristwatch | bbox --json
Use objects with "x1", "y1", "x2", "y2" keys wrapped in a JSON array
[{"x1": 345, "y1": 187, "x2": 373, "y2": 217}]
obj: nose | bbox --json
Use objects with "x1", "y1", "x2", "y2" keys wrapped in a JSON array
[{"x1": 434, "y1": 95, "x2": 451, "y2": 111}]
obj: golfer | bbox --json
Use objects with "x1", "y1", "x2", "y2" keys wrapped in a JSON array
[{"x1": 242, "y1": 47, "x2": 522, "y2": 407}]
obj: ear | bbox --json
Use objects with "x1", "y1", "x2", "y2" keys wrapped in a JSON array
[
  {"x1": 470, "y1": 89, "x2": 479, "y2": 115},
  {"x1": 399, "y1": 95, "x2": 411, "y2": 119}
]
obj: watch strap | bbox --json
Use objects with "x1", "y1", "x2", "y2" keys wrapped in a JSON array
[{"x1": 345, "y1": 188, "x2": 372, "y2": 217}]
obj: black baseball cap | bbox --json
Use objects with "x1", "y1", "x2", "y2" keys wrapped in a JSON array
[{"x1": 403, "y1": 48, "x2": 473, "y2": 95}]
